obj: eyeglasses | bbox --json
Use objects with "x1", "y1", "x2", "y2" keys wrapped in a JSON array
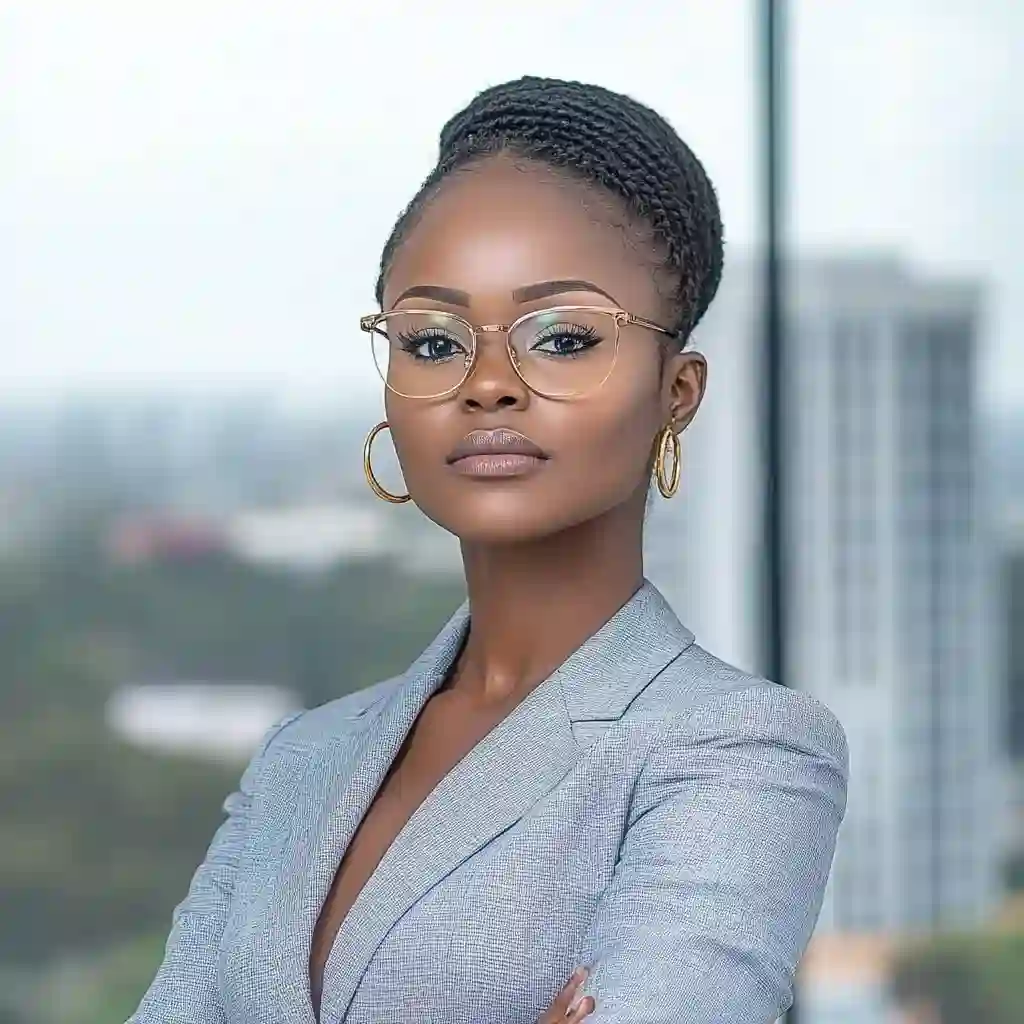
[{"x1": 359, "y1": 305, "x2": 677, "y2": 400}]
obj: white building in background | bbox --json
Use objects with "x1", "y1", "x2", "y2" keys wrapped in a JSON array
[
  {"x1": 645, "y1": 256, "x2": 1001, "y2": 973},
  {"x1": 225, "y1": 502, "x2": 389, "y2": 571},
  {"x1": 790, "y1": 258, "x2": 1001, "y2": 938},
  {"x1": 106, "y1": 683, "x2": 302, "y2": 761}
]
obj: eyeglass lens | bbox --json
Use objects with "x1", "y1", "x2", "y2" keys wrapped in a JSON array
[{"x1": 369, "y1": 309, "x2": 619, "y2": 398}]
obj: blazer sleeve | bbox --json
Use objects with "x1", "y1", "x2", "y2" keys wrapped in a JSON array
[
  {"x1": 575, "y1": 685, "x2": 848, "y2": 1024},
  {"x1": 127, "y1": 710, "x2": 304, "y2": 1024}
]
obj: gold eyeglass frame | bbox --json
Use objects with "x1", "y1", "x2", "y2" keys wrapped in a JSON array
[{"x1": 358, "y1": 305, "x2": 677, "y2": 400}]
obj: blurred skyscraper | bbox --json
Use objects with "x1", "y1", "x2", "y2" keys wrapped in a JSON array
[
  {"x1": 791, "y1": 257, "x2": 1000, "y2": 929},
  {"x1": 645, "y1": 254, "x2": 1002, "y2": 1018}
]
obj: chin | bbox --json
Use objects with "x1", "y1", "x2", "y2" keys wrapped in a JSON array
[
  {"x1": 455, "y1": 521, "x2": 555, "y2": 547},
  {"x1": 436, "y1": 510, "x2": 556, "y2": 547},
  {"x1": 417, "y1": 488, "x2": 604, "y2": 548}
]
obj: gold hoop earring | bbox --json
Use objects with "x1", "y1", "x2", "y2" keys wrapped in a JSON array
[
  {"x1": 363, "y1": 421, "x2": 410, "y2": 504},
  {"x1": 654, "y1": 424, "x2": 681, "y2": 499}
]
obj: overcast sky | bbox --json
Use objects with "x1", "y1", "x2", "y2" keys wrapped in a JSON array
[{"x1": 4, "y1": 0, "x2": 1021, "y2": 414}]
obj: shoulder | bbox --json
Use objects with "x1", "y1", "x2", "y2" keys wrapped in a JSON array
[
  {"x1": 259, "y1": 674, "x2": 404, "y2": 755},
  {"x1": 623, "y1": 646, "x2": 849, "y2": 833},
  {"x1": 307, "y1": 674, "x2": 403, "y2": 724},
  {"x1": 639, "y1": 643, "x2": 849, "y2": 779}
]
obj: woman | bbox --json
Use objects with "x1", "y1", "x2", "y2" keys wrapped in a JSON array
[{"x1": 130, "y1": 77, "x2": 848, "y2": 1024}]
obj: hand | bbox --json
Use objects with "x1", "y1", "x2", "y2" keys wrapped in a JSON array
[{"x1": 538, "y1": 966, "x2": 596, "y2": 1023}]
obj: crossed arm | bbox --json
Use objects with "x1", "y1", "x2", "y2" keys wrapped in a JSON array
[
  {"x1": 130, "y1": 685, "x2": 846, "y2": 1024},
  {"x1": 570, "y1": 684, "x2": 849, "y2": 1023}
]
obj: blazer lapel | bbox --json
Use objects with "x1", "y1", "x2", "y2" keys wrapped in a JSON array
[
  {"x1": 317, "y1": 579, "x2": 695, "y2": 1023},
  {"x1": 318, "y1": 673, "x2": 579, "y2": 1023},
  {"x1": 559, "y1": 579, "x2": 695, "y2": 723},
  {"x1": 266, "y1": 602, "x2": 471, "y2": 1024}
]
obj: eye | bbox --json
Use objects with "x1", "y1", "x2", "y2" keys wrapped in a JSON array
[
  {"x1": 530, "y1": 320, "x2": 604, "y2": 357},
  {"x1": 395, "y1": 327, "x2": 469, "y2": 363}
]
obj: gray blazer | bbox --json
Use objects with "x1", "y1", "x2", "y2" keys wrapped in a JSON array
[{"x1": 130, "y1": 581, "x2": 848, "y2": 1024}]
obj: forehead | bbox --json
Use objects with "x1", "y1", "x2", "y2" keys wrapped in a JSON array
[{"x1": 382, "y1": 157, "x2": 662, "y2": 314}]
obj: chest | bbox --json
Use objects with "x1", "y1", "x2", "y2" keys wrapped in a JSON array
[
  {"x1": 309, "y1": 695, "x2": 516, "y2": 1004},
  {"x1": 337, "y1": 756, "x2": 632, "y2": 1024},
  {"x1": 335, "y1": 722, "x2": 643, "y2": 1023},
  {"x1": 218, "y1": 702, "x2": 652, "y2": 1024}
]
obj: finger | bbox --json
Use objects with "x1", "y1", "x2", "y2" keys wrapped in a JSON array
[
  {"x1": 544, "y1": 967, "x2": 587, "y2": 1020},
  {"x1": 567, "y1": 994, "x2": 596, "y2": 1021}
]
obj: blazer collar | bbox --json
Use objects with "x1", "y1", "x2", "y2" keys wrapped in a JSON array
[
  {"x1": 553, "y1": 579, "x2": 694, "y2": 720},
  {"x1": 414, "y1": 577, "x2": 695, "y2": 722}
]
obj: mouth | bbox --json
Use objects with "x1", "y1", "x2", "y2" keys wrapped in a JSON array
[{"x1": 446, "y1": 428, "x2": 550, "y2": 479}]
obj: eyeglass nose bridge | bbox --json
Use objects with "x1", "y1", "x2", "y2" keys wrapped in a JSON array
[{"x1": 463, "y1": 323, "x2": 524, "y2": 375}]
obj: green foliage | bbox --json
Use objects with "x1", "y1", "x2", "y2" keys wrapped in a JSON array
[
  {"x1": 23, "y1": 934, "x2": 167, "y2": 1024},
  {"x1": 0, "y1": 536, "x2": 464, "y2": 1016},
  {"x1": 889, "y1": 928, "x2": 1024, "y2": 1024},
  {"x1": 1, "y1": 707, "x2": 239, "y2": 965},
  {"x1": 1005, "y1": 850, "x2": 1024, "y2": 893}
]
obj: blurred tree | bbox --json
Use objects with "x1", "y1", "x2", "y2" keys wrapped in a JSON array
[
  {"x1": 18, "y1": 933, "x2": 167, "y2": 1024},
  {"x1": 889, "y1": 927, "x2": 1024, "y2": 1024},
  {"x1": 0, "y1": 704, "x2": 239, "y2": 965},
  {"x1": 0, "y1": 533, "x2": 464, "y2": 1009}
]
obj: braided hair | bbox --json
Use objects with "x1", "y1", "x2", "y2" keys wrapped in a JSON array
[{"x1": 375, "y1": 76, "x2": 724, "y2": 342}]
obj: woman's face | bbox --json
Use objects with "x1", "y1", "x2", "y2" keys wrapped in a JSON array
[{"x1": 381, "y1": 155, "x2": 706, "y2": 545}]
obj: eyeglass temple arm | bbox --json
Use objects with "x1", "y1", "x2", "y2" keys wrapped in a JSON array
[{"x1": 625, "y1": 312, "x2": 679, "y2": 340}]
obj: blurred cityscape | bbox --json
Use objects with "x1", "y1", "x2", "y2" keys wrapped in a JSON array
[
  {"x1": 647, "y1": 256, "x2": 1023, "y2": 1022},
  {"x1": 1, "y1": 252, "x2": 1021, "y2": 1022}
]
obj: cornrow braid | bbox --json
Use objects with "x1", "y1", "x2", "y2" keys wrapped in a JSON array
[{"x1": 375, "y1": 76, "x2": 724, "y2": 341}]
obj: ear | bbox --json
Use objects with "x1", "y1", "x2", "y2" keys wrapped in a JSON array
[{"x1": 661, "y1": 350, "x2": 707, "y2": 432}]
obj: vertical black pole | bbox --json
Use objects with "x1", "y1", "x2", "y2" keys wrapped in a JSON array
[
  {"x1": 762, "y1": 0, "x2": 786, "y2": 676},
  {"x1": 761, "y1": 0, "x2": 797, "y2": 1022}
]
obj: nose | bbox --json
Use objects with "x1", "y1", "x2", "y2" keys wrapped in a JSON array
[{"x1": 459, "y1": 332, "x2": 529, "y2": 413}]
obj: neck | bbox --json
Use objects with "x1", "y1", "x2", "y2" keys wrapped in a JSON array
[{"x1": 451, "y1": 494, "x2": 646, "y2": 703}]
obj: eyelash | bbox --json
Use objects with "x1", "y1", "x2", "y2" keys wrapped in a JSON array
[
  {"x1": 532, "y1": 322, "x2": 602, "y2": 355},
  {"x1": 395, "y1": 328, "x2": 465, "y2": 362}
]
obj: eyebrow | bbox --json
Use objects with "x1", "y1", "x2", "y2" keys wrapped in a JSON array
[
  {"x1": 391, "y1": 279, "x2": 622, "y2": 310},
  {"x1": 513, "y1": 279, "x2": 622, "y2": 306},
  {"x1": 391, "y1": 285, "x2": 471, "y2": 308}
]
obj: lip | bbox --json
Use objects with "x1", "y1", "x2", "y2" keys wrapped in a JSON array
[{"x1": 446, "y1": 428, "x2": 549, "y2": 478}]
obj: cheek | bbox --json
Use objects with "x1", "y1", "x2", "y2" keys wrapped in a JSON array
[
  {"x1": 554, "y1": 389, "x2": 661, "y2": 494},
  {"x1": 384, "y1": 395, "x2": 426, "y2": 471},
  {"x1": 384, "y1": 394, "x2": 455, "y2": 505}
]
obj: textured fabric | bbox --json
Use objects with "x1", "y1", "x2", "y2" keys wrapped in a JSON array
[{"x1": 128, "y1": 580, "x2": 848, "y2": 1024}]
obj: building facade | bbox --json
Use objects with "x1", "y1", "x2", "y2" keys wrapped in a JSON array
[{"x1": 645, "y1": 256, "x2": 1002, "y2": 951}]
